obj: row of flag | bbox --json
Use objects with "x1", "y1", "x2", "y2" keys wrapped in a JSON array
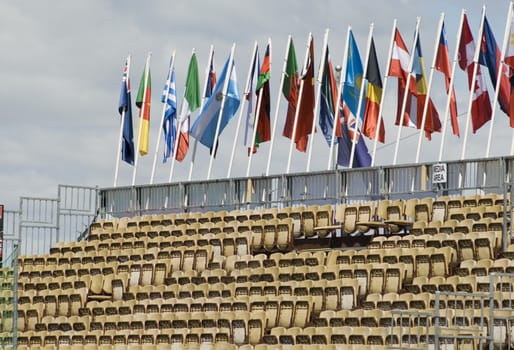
[{"x1": 115, "y1": 4, "x2": 514, "y2": 186}]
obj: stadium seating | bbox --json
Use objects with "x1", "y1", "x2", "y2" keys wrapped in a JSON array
[{"x1": 7, "y1": 193, "x2": 514, "y2": 349}]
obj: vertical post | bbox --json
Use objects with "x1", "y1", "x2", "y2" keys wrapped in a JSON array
[
  {"x1": 114, "y1": 55, "x2": 131, "y2": 187},
  {"x1": 371, "y1": 19, "x2": 397, "y2": 166},
  {"x1": 131, "y1": 52, "x2": 152, "y2": 186},
  {"x1": 266, "y1": 35, "x2": 292, "y2": 176},
  {"x1": 415, "y1": 14, "x2": 444, "y2": 163},
  {"x1": 392, "y1": 18, "x2": 420, "y2": 166},
  {"x1": 438, "y1": 10, "x2": 465, "y2": 162},
  {"x1": 150, "y1": 51, "x2": 176, "y2": 184},
  {"x1": 349, "y1": 24, "x2": 374, "y2": 168},
  {"x1": 306, "y1": 29, "x2": 329, "y2": 172},
  {"x1": 460, "y1": 6, "x2": 486, "y2": 160}
]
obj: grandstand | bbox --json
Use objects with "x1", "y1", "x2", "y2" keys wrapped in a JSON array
[{"x1": 2, "y1": 155, "x2": 514, "y2": 349}]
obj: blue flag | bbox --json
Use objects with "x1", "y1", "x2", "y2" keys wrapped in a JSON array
[
  {"x1": 190, "y1": 54, "x2": 240, "y2": 149},
  {"x1": 161, "y1": 65, "x2": 177, "y2": 163},
  {"x1": 118, "y1": 58, "x2": 135, "y2": 165},
  {"x1": 343, "y1": 30, "x2": 366, "y2": 123},
  {"x1": 337, "y1": 105, "x2": 371, "y2": 168}
]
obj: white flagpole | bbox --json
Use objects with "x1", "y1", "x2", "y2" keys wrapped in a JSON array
[
  {"x1": 415, "y1": 15, "x2": 444, "y2": 164},
  {"x1": 226, "y1": 41, "x2": 258, "y2": 178},
  {"x1": 168, "y1": 49, "x2": 197, "y2": 184},
  {"x1": 286, "y1": 33, "x2": 312, "y2": 174},
  {"x1": 306, "y1": 29, "x2": 329, "y2": 172},
  {"x1": 266, "y1": 35, "x2": 291, "y2": 176},
  {"x1": 207, "y1": 43, "x2": 236, "y2": 180},
  {"x1": 371, "y1": 20, "x2": 397, "y2": 166},
  {"x1": 149, "y1": 50, "x2": 175, "y2": 184},
  {"x1": 131, "y1": 52, "x2": 151, "y2": 186},
  {"x1": 438, "y1": 10, "x2": 465, "y2": 162},
  {"x1": 188, "y1": 45, "x2": 215, "y2": 181},
  {"x1": 114, "y1": 54, "x2": 131, "y2": 187},
  {"x1": 488, "y1": 2, "x2": 513, "y2": 157},
  {"x1": 328, "y1": 27, "x2": 350, "y2": 170},
  {"x1": 392, "y1": 18, "x2": 420, "y2": 166},
  {"x1": 461, "y1": 6, "x2": 486, "y2": 160},
  {"x1": 348, "y1": 24, "x2": 374, "y2": 169},
  {"x1": 247, "y1": 38, "x2": 272, "y2": 177}
]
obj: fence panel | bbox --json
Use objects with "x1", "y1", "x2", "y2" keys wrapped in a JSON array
[
  {"x1": 19, "y1": 197, "x2": 58, "y2": 256},
  {"x1": 58, "y1": 185, "x2": 97, "y2": 242}
]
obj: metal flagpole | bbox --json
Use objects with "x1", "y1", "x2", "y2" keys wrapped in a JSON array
[
  {"x1": 487, "y1": 2, "x2": 513, "y2": 157},
  {"x1": 188, "y1": 45, "x2": 215, "y2": 181},
  {"x1": 415, "y1": 14, "x2": 444, "y2": 164},
  {"x1": 328, "y1": 27, "x2": 351, "y2": 170},
  {"x1": 392, "y1": 18, "x2": 420, "y2": 166},
  {"x1": 247, "y1": 38, "x2": 272, "y2": 177},
  {"x1": 207, "y1": 43, "x2": 236, "y2": 180},
  {"x1": 169, "y1": 49, "x2": 197, "y2": 183},
  {"x1": 266, "y1": 35, "x2": 291, "y2": 176},
  {"x1": 286, "y1": 33, "x2": 312, "y2": 174},
  {"x1": 150, "y1": 50, "x2": 175, "y2": 184},
  {"x1": 461, "y1": 6, "x2": 486, "y2": 160},
  {"x1": 438, "y1": 10, "x2": 465, "y2": 162},
  {"x1": 371, "y1": 20, "x2": 397, "y2": 166},
  {"x1": 348, "y1": 24, "x2": 374, "y2": 169},
  {"x1": 306, "y1": 29, "x2": 329, "y2": 172},
  {"x1": 131, "y1": 52, "x2": 151, "y2": 186},
  {"x1": 226, "y1": 41, "x2": 258, "y2": 178},
  {"x1": 114, "y1": 54, "x2": 131, "y2": 187}
]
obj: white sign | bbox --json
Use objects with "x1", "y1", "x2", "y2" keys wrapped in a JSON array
[{"x1": 432, "y1": 163, "x2": 447, "y2": 184}]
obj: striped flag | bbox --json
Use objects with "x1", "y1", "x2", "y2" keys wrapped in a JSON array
[
  {"x1": 136, "y1": 57, "x2": 152, "y2": 156},
  {"x1": 161, "y1": 62, "x2": 177, "y2": 163}
]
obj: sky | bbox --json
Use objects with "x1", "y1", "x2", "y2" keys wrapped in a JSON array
[{"x1": 0, "y1": 0, "x2": 511, "y2": 210}]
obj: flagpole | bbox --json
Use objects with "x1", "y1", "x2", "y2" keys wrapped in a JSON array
[
  {"x1": 306, "y1": 29, "x2": 329, "y2": 172},
  {"x1": 461, "y1": 6, "x2": 486, "y2": 160},
  {"x1": 286, "y1": 33, "x2": 312, "y2": 174},
  {"x1": 188, "y1": 45, "x2": 215, "y2": 181},
  {"x1": 114, "y1": 55, "x2": 131, "y2": 187},
  {"x1": 226, "y1": 41, "x2": 258, "y2": 178},
  {"x1": 207, "y1": 43, "x2": 236, "y2": 180},
  {"x1": 348, "y1": 24, "x2": 374, "y2": 169},
  {"x1": 328, "y1": 27, "x2": 350, "y2": 170},
  {"x1": 132, "y1": 52, "x2": 151, "y2": 186},
  {"x1": 266, "y1": 36, "x2": 291, "y2": 176},
  {"x1": 371, "y1": 20, "x2": 397, "y2": 166},
  {"x1": 438, "y1": 10, "x2": 465, "y2": 162},
  {"x1": 149, "y1": 51, "x2": 175, "y2": 184},
  {"x1": 247, "y1": 39, "x2": 272, "y2": 177},
  {"x1": 488, "y1": 2, "x2": 513, "y2": 157},
  {"x1": 415, "y1": 14, "x2": 444, "y2": 164},
  {"x1": 392, "y1": 18, "x2": 420, "y2": 166}
]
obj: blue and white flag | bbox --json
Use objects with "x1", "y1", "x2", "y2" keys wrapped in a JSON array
[
  {"x1": 190, "y1": 54, "x2": 240, "y2": 149},
  {"x1": 118, "y1": 57, "x2": 135, "y2": 165},
  {"x1": 162, "y1": 67, "x2": 177, "y2": 163}
]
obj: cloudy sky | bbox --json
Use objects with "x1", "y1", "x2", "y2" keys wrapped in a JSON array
[{"x1": 0, "y1": 0, "x2": 510, "y2": 210}]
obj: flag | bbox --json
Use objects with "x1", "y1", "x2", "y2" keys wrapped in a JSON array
[
  {"x1": 136, "y1": 59, "x2": 152, "y2": 156},
  {"x1": 480, "y1": 15, "x2": 511, "y2": 124},
  {"x1": 435, "y1": 22, "x2": 459, "y2": 136},
  {"x1": 244, "y1": 46, "x2": 259, "y2": 154},
  {"x1": 252, "y1": 43, "x2": 272, "y2": 154},
  {"x1": 389, "y1": 27, "x2": 417, "y2": 128},
  {"x1": 343, "y1": 30, "x2": 365, "y2": 123},
  {"x1": 505, "y1": 11, "x2": 514, "y2": 126},
  {"x1": 205, "y1": 53, "x2": 217, "y2": 98},
  {"x1": 362, "y1": 37, "x2": 385, "y2": 143},
  {"x1": 412, "y1": 34, "x2": 441, "y2": 139},
  {"x1": 190, "y1": 53, "x2": 241, "y2": 149},
  {"x1": 337, "y1": 105, "x2": 372, "y2": 168},
  {"x1": 161, "y1": 66, "x2": 177, "y2": 163},
  {"x1": 118, "y1": 57, "x2": 135, "y2": 165},
  {"x1": 319, "y1": 46, "x2": 342, "y2": 145},
  {"x1": 295, "y1": 36, "x2": 316, "y2": 152},
  {"x1": 176, "y1": 53, "x2": 201, "y2": 162},
  {"x1": 458, "y1": 14, "x2": 492, "y2": 133}
]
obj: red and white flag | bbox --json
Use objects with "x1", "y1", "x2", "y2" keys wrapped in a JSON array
[{"x1": 458, "y1": 13, "x2": 492, "y2": 133}]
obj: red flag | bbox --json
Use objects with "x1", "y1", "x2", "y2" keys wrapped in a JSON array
[
  {"x1": 389, "y1": 28, "x2": 417, "y2": 128},
  {"x1": 505, "y1": 11, "x2": 514, "y2": 126},
  {"x1": 435, "y1": 22, "x2": 459, "y2": 136},
  {"x1": 458, "y1": 14, "x2": 492, "y2": 133}
]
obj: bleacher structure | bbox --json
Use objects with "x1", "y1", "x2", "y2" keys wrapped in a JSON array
[{"x1": 4, "y1": 156, "x2": 514, "y2": 349}]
